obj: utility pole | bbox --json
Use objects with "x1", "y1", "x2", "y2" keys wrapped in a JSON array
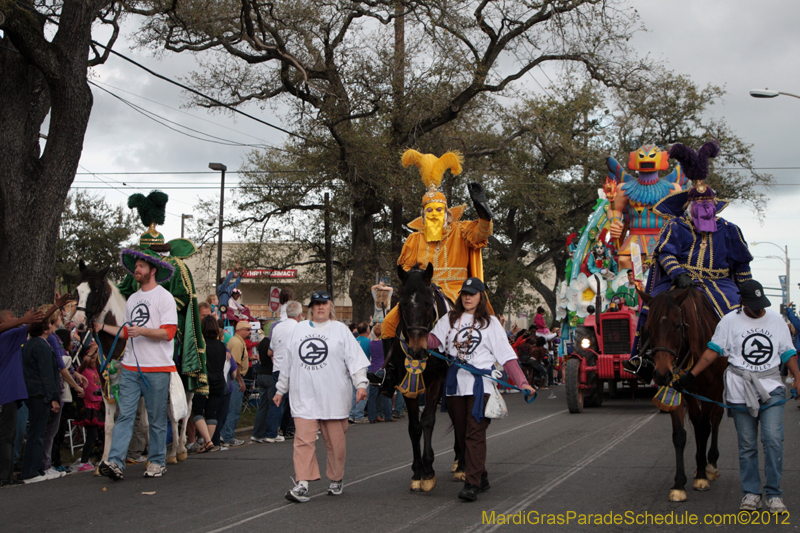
[{"x1": 324, "y1": 192, "x2": 333, "y2": 297}]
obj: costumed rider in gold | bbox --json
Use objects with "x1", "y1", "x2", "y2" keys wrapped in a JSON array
[{"x1": 372, "y1": 150, "x2": 494, "y2": 391}]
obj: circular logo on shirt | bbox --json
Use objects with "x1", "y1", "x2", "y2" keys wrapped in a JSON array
[
  {"x1": 299, "y1": 338, "x2": 329, "y2": 366},
  {"x1": 454, "y1": 326, "x2": 482, "y2": 357},
  {"x1": 131, "y1": 303, "x2": 150, "y2": 327},
  {"x1": 741, "y1": 333, "x2": 773, "y2": 366}
]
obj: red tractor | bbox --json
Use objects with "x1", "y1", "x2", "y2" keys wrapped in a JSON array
[{"x1": 563, "y1": 290, "x2": 640, "y2": 413}]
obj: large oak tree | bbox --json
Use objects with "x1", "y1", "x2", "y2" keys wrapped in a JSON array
[{"x1": 0, "y1": 1, "x2": 121, "y2": 313}]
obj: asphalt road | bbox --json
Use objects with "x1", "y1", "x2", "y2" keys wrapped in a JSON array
[{"x1": 3, "y1": 386, "x2": 800, "y2": 532}]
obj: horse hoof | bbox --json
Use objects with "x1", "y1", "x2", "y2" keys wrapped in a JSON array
[
  {"x1": 453, "y1": 471, "x2": 466, "y2": 482},
  {"x1": 693, "y1": 478, "x2": 710, "y2": 491},
  {"x1": 669, "y1": 489, "x2": 687, "y2": 502},
  {"x1": 176, "y1": 452, "x2": 188, "y2": 462},
  {"x1": 706, "y1": 465, "x2": 720, "y2": 481},
  {"x1": 420, "y1": 477, "x2": 436, "y2": 492},
  {"x1": 451, "y1": 461, "x2": 459, "y2": 473},
  {"x1": 166, "y1": 456, "x2": 178, "y2": 465},
  {"x1": 410, "y1": 480, "x2": 422, "y2": 491}
]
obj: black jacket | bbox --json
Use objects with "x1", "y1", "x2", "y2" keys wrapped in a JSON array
[{"x1": 22, "y1": 336, "x2": 61, "y2": 403}]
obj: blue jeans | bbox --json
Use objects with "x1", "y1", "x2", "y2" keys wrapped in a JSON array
[
  {"x1": 393, "y1": 389, "x2": 405, "y2": 416},
  {"x1": 264, "y1": 371, "x2": 286, "y2": 439},
  {"x1": 368, "y1": 383, "x2": 392, "y2": 422},
  {"x1": 21, "y1": 398, "x2": 50, "y2": 479},
  {"x1": 221, "y1": 382, "x2": 244, "y2": 442},
  {"x1": 14, "y1": 402, "x2": 28, "y2": 464},
  {"x1": 730, "y1": 388, "x2": 786, "y2": 497},
  {"x1": 252, "y1": 373, "x2": 274, "y2": 439},
  {"x1": 349, "y1": 384, "x2": 366, "y2": 421},
  {"x1": 108, "y1": 368, "x2": 170, "y2": 468}
]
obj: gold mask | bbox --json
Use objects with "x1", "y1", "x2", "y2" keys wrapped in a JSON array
[{"x1": 423, "y1": 202, "x2": 446, "y2": 242}]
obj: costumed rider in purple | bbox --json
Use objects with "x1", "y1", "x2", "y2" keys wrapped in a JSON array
[{"x1": 623, "y1": 141, "x2": 754, "y2": 375}]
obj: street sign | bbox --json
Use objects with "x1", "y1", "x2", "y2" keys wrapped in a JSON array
[
  {"x1": 779, "y1": 275, "x2": 788, "y2": 305},
  {"x1": 269, "y1": 287, "x2": 281, "y2": 312}
]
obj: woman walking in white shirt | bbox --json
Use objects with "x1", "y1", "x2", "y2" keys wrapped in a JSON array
[{"x1": 274, "y1": 291, "x2": 370, "y2": 502}]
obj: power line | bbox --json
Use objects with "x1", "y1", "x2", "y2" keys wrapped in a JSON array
[
  {"x1": 90, "y1": 79, "x2": 276, "y2": 146},
  {"x1": 90, "y1": 81, "x2": 272, "y2": 149},
  {"x1": 91, "y1": 40, "x2": 319, "y2": 145}
]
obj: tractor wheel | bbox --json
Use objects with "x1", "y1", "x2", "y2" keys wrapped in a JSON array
[{"x1": 565, "y1": 358, "x2": 583, "y2": 413}]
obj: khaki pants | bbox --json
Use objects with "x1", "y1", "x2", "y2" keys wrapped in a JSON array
[{"x1": 293, "y1": 418, "x2": 349, "y2": 482}]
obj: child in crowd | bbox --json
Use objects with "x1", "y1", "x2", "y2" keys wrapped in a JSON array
[{"x1": 74, "y1": 342, "x2": 104, "y2": 472}]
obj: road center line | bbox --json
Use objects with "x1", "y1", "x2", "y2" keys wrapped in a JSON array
[
  {"x1": 475, "y1": 412, "x2": 659, "y2": 533},
  {"x1": 203, "y1": 410, "x2": 568, "y2": 533}
]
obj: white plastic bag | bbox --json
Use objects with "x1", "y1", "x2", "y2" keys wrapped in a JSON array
[
  {"x1": 168, "y1": 371, "x2": 189, "y2": 421},
  {"x1": 484, "y1": 370, "x2": 508, "y2": 419}
]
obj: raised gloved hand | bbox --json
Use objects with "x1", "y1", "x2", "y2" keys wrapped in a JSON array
[
  {"x1": 467, "y1": 182, "x2": 493, "y2": 221},
  {"x1": 672, "y1": 371, "x2": 695, "y2": 392},
  {"x1": 673, "y1": 272, "x2": 692, "y2": 290}
]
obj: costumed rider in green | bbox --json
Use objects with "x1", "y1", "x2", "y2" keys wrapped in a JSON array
[{"x1": 118, "y1": 191, "x2": 208, "y2": 396}]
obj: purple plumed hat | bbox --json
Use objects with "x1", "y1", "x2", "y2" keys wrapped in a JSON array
[
  {"x1": 668, "y1": 141, "x2": 720, "y2": 199},
  {"x1": 120, "y1": 248, "x2": 174, "y2": 283}
]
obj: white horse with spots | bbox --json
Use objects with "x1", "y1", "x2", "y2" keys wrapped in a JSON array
[{"x1": 72, "y1": 261, "x2": 193, "y2": 468}]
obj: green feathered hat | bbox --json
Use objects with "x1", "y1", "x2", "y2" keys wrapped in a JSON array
[{"x1": 128, "y1": 191, "x2": 169, "y2": 251}]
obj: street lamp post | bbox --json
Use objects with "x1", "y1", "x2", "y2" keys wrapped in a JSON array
[
  {"x1": 208, "y1": 162, "x2": 227, "y2": 289},
  {"x1": 181, "y1": 213, "x2": 193, "y2": 239},
  {"x1": 752, "y1": 241, "x2": 790, "y2": 304},
  {"x1": 750, "y1": 89, "x2": 800, "y2": 100}
]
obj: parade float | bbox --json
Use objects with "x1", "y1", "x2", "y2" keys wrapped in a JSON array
[{"x1": 556, "y1": 144, "x2": 686, "y2": 412}]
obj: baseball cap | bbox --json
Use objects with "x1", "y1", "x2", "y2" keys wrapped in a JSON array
[
  {"x1": 235, "y1": 320, "x2": 251, "y2": 331},
  {"x1": 460, "y1": 277, "x2": 486, "y2": 295},
  {"x1": 739, "y1": 280, "x2": 771, "y2": 311},
  {"x1": 309, "y1": 290, "x2": 332, "y2": 305}
]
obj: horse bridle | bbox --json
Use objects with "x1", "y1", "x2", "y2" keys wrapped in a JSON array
[
  {"x1": 398, "y1": 286, "x2": 439, "y2": 340},
  {"x1": 650, "y1": 306, "x2": 691, "y2": 371},
  {"x1": 75, "y1": 280, "x2": 112, "y2": 326}
]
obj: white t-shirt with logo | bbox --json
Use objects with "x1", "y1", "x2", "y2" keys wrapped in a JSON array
[
  {"x1": 431, "y1": 314, "x2": 517, "y2": 396},
  {"x1": 269, "y1": 319, "x2": 297, "y2": 374},
  {"x1": 122, "y1": 285, "x2": 178, "y2": 371},
  {"x1": 281, "y1": 320, "x2": 370, "y2": 419},
  {"x1": 709, "y1": 308, "x2": 797, "y2": 403}
]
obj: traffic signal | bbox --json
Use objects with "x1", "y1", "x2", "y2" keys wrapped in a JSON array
[{"x1": 780, "y1": 303, "x2": 787, "y2": 315}]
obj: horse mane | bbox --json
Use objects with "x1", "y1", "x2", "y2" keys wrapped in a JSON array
[{"x1": 680, "y1": 288, "x2": 719, "y2": 362}]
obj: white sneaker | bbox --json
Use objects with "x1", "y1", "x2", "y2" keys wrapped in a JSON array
[
  {"x1": 265, "y1": 436, "x2": 285, "y2": 443},
  {"x1": 23, "y1": 474, "x2": 48, "y2": 484},
  {"x1": 740, "y1": 493, "x2": 762, "y2": 511},
  {"x1": 328, "y1": 479, "x2": 343, "y2": 496},
  {"x1": 250, "y1": 436, "x2": 269, "y2": 443},
  {"x1": 222, "y1": 438, "x2": 245, "y2": 447},
  {"x1": 285, "y1": 479, "x2": 310, "y2": 503},
  {"x1": 143, "y1": 463, "x2": 166, "y2": 478},
  {"x1": 44, "y1": 468, "x2": 65, "y2": 479},
  {"x1": 766, "y1": 496, "x2": 788, "y2": 514}
]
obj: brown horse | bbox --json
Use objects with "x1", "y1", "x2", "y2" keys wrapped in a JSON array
[{"x1": 640, "y1": 287, "x2": 727, "y2": 502}]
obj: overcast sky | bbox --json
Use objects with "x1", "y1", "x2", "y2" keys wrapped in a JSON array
[{"x1": 73, "y1": 0, "x2": 800, "y2": 307}]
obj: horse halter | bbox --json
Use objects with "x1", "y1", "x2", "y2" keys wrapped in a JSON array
[
  {"x1": 650, "y1": 306, "x2": 691, "y2": 370},
  {"x1": 76, "y1": 280, "x2": 111, "y2": 326}
]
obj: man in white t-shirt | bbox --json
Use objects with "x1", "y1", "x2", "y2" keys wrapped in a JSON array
[
  {"x1": 262, "y1": 301, "x2": 302, "y2": 442},
  {"x1": 675, "y1": 279, "x2": 800, "y2": 514},
  {"x1": 96, "y1": 250, "x2": 178, "y2": 481}
]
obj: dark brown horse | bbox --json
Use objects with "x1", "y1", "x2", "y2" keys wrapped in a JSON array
[
  {"x1": 640, "y1": 287, "x2": 727, "y2": 502},
  {"x1": 381, "y1": 264, "x2": 463, "y2": 491}
]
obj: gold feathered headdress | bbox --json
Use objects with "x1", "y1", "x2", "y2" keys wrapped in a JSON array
[{"x1": 401, "y1": 149, "x2": 463, "y2": 206}]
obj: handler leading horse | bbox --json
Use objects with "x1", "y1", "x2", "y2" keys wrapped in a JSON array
[{"x1": 642, "y1": 286, "x2": 725, "y2": 502}]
